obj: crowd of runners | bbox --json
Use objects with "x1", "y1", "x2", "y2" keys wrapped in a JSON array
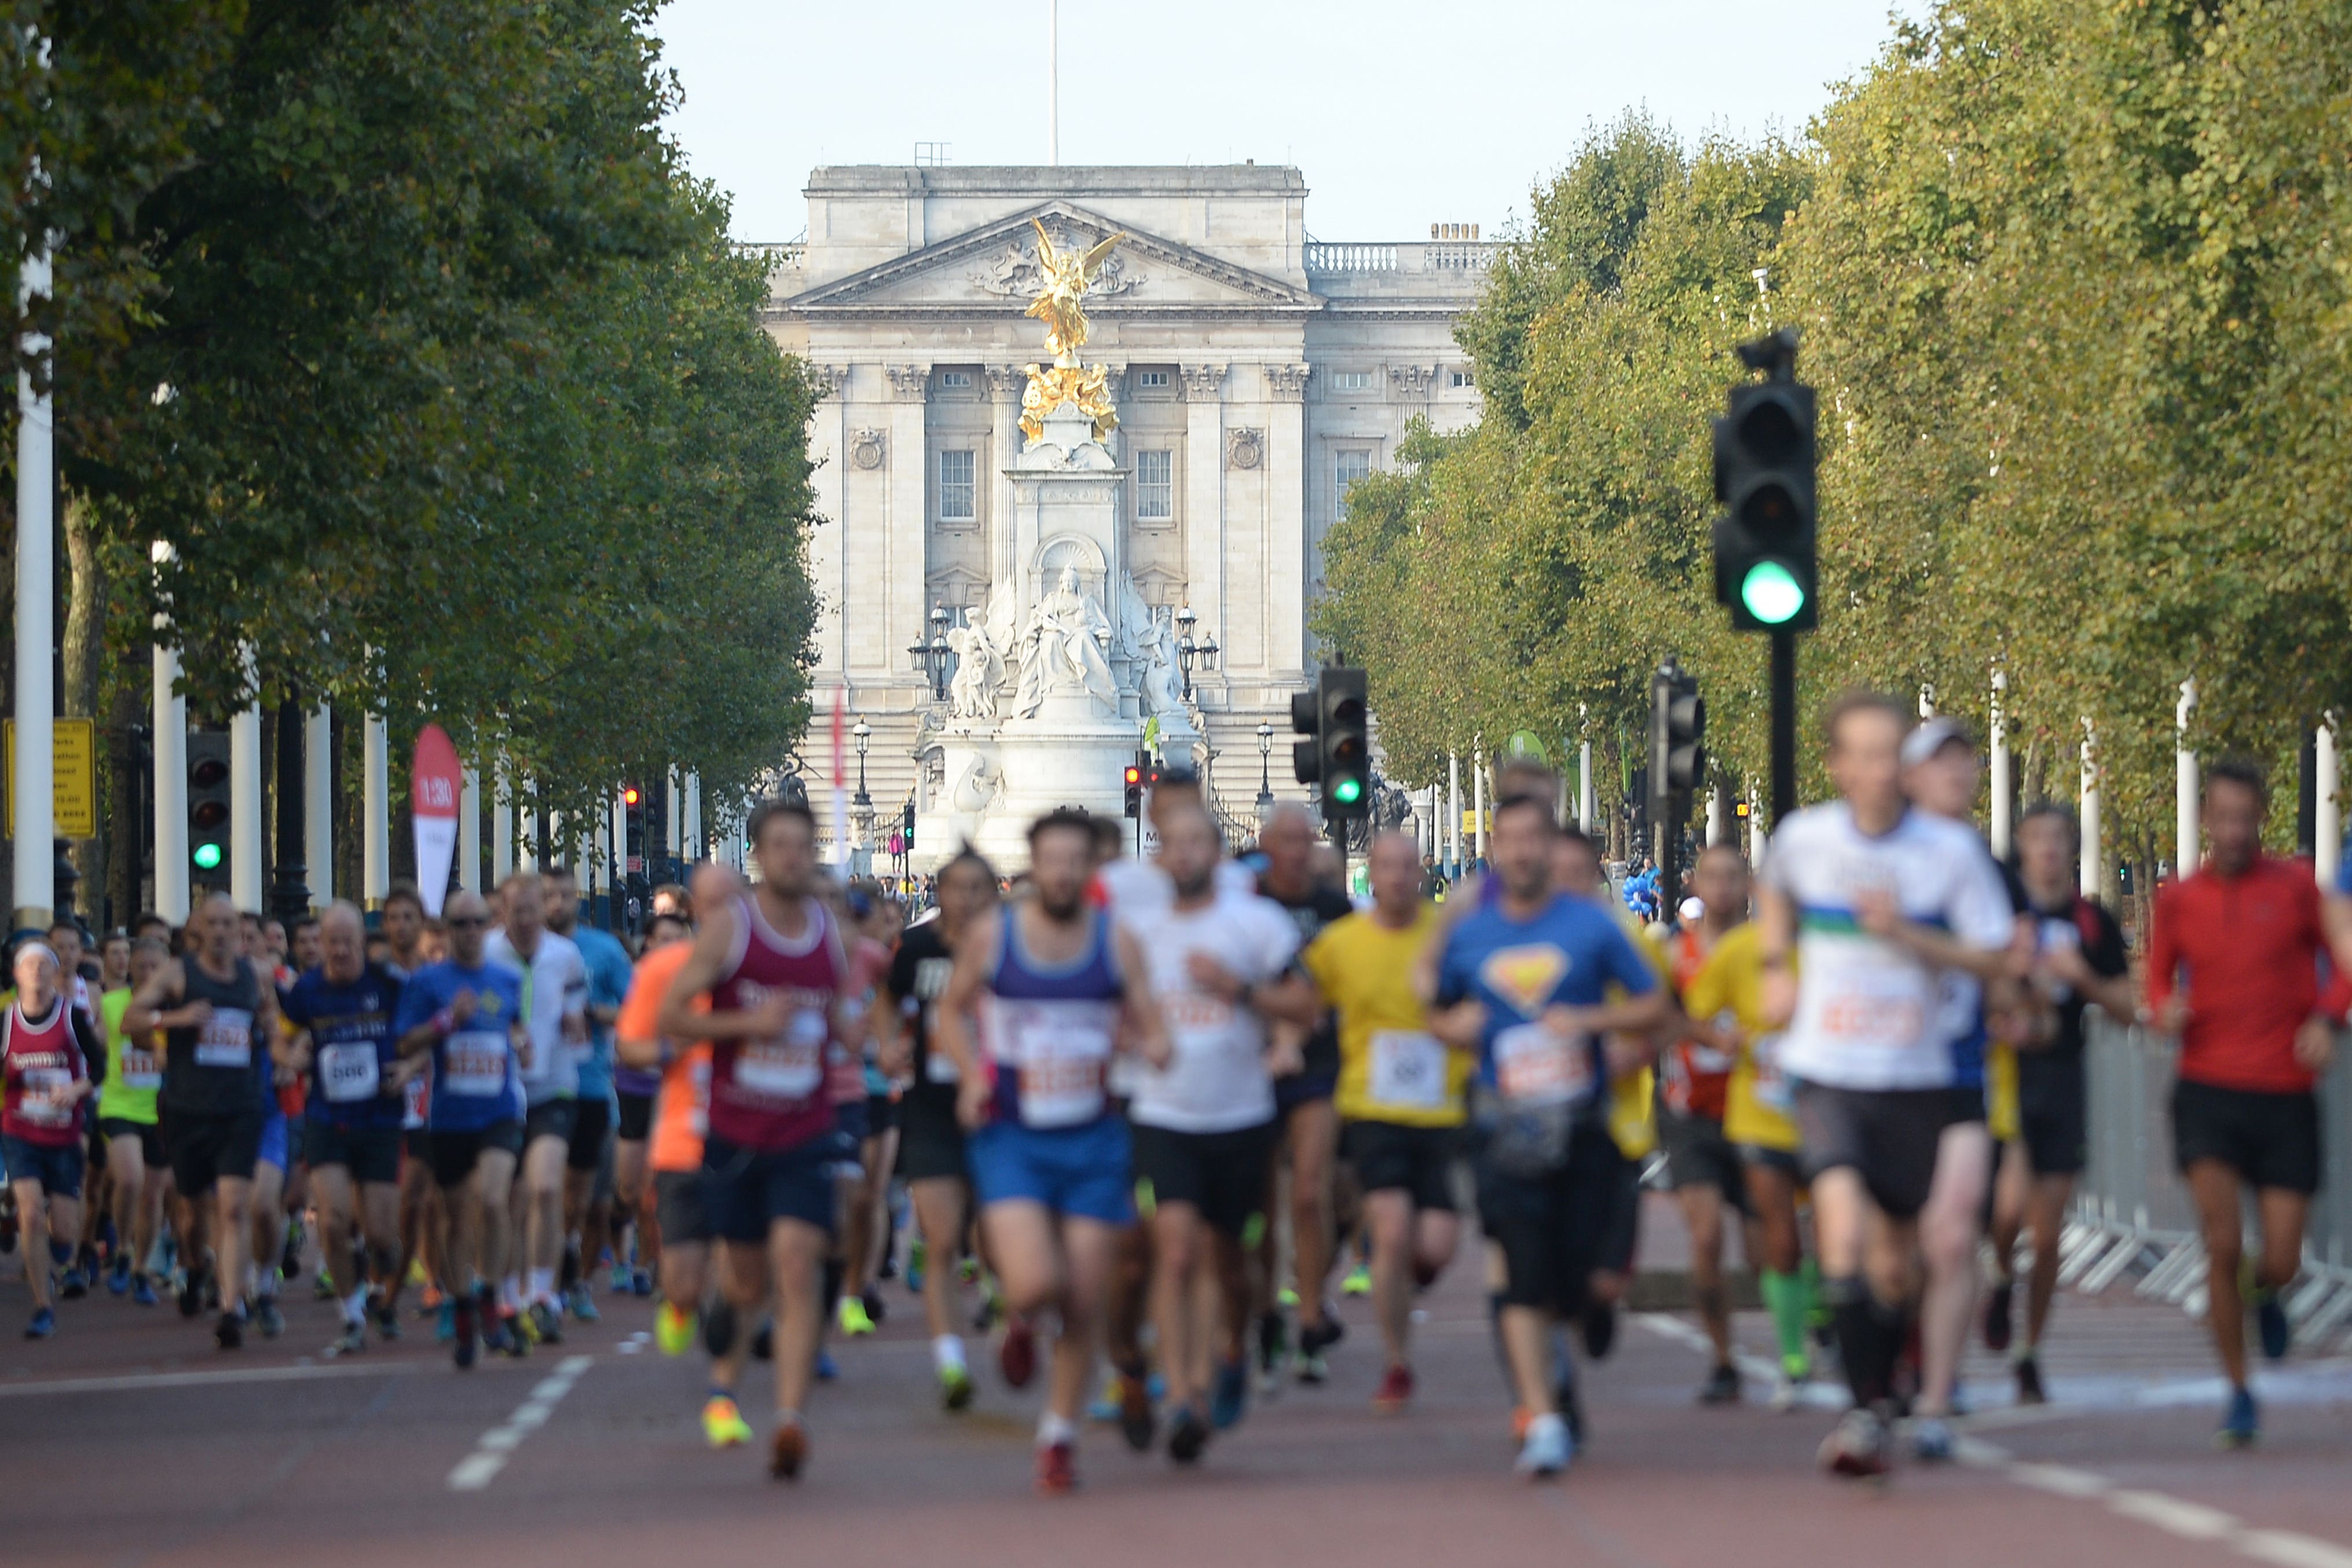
[{"x1": 2, "y1": 693, "x2": 2344, "y2": 1492}]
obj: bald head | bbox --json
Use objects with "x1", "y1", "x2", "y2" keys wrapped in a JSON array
[
  {"x1": 690, "y1": 862, "x2": 744, "y2": 923},
  {"x1": 444, "y1": 889, "x2": 491, "y2": 965},
  {"x1": 1368, "y1": 830, "x2": 1421, "y2": 922},
  {"x1": 1260, "y1": 803, "x2": 1317, "y2": 899},
  {"x1": 321, "y1": 900, "x2": 367, "y2": 983}
]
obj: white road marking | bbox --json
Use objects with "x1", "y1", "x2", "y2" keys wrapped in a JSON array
[
  {"x1": 0, "y1": 1360, "x2": 422, "y2": 1398},
  {"x1": 1632, "y1": 1312, "x2": 1845, "y2": 1408},
  {"x1": 446, "y1": 1354, "x2": 591, "y2": 1492}
]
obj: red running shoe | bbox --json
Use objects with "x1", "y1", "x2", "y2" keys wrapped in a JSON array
[
  {"x1": 1035, "y1": 1439, "x2": 1077, "y2": 1495},
  {"x1": 1373, "y1": 1362, "x2": 1415, "y2": 1413},
  {"x1": 769, "y1": 1419, "x2": 809, "y2": 1481},
  {"x1": 999, "y1": 1317, "x2": 1038, "y2": 1389}
]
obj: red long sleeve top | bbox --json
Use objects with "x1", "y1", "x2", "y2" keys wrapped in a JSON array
[{"x1": 2146, "y1": 855, "x2": 2351, "y2": 1093}]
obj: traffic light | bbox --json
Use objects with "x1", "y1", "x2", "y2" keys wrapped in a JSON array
[
  {"x1": 188, "y1": 730, "x2": 230, "y2": 887},
  {"x1": 622, "y1": 785, "x2": 644, "y2": 860},
  {"x1": 1123, "y1": 754, "x2": 1146, "y2": 820},
  {"x1": 1292, "y1": 667, "x2": 1371, "y2": 823},
  {"x1": 1712, "y1": 329, "x2": 1818, "y2": 632},
  {"x1": 902, "y1": 800, "x2": 915, "y2": 851},
  {"x1": 1651, "y1": 660, "x2": 1705, "y2": 795}
]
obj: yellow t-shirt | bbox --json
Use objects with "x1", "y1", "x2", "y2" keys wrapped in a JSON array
[
  {"x1": 1684, "y1": 921, "x2": 1800, "y2": 1153},
  {"x1": 1302, "y1": 907, "x2": 1470, "y2": 1129},
  {"x1": 1606, "y1": 912, "x2": 1668, "y2": 1159}
]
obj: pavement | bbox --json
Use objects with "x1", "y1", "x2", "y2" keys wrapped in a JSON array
[{"x1": 5, "y1": 1196, "x2": 2352, "y2": 1568}]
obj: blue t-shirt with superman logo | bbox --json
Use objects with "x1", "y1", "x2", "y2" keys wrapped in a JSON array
[{"x1": 1434, "y1": 892, "x2": 1657, "y2": 1112}]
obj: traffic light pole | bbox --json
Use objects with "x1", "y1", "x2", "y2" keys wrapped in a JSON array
[{"x1": 1770, "y1": 629, "x2": 1797, "y2": 830}]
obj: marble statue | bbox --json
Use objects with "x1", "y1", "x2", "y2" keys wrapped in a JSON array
[
  {"x1": 944, "y1": 623, "x2": 1003, "y2": 721},
  {"x1": 1115, "y1": 577, "x2": 1183, "y2": 719},
  {"x1": 1014, "y1": 565, "x2": 1118, "y2": 717}
]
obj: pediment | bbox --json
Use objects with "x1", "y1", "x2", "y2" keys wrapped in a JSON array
[{"x1": 785, "y1": 202, "x2": 1318, "y2": 316}]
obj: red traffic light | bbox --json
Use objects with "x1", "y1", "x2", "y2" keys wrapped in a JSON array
[
  {"x1": 1123, "y1": 767, "x2": 1142, "y2": 786},
  {"x1": 622, "y1": 786, "x2": 642, "y2": 806}
]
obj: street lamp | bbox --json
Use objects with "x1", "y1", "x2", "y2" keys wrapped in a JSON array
[
  {"x1": 1173, "y1": 604, "x2": 1221, "y2": 702},
  {"x1": 908, "y1": 602, "x2": 953, "y2": 701},
  {"x1": 1256, "y1": 721, "x2": 1273, "y2": 799},
  {"x1": 851, "y1": 719, "x2": 871, "y2": 806}
]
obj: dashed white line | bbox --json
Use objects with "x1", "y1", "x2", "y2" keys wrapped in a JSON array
[{"x1": 446, "y1": 1354, "x2": 591, "y2": 1492}]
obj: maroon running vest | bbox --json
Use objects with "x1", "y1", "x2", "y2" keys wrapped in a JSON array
[{"x1": 706, "y1": 893, "x2": 844, "y2": 1152}]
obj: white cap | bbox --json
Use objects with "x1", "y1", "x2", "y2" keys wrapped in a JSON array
[{"x1": 1900, "y1": 716, "x2": 1973, "y2": 769}]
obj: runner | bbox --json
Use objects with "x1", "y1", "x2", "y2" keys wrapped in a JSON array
[
  {"x1": 1679, "y1": 851, "x2": 1816, "y2": 1408},
  {"x1": 875, "y1": 848, "x2": 997, "y2": 1412},
  {"x1": 545, "y1": 867, "x2": 632, "y2": 1324},
  {"x1": 1658, "y1": 845, "x2": 1763, "y2": 1405},
  {"x1": 1756, "y1": 694, "x2": 2017, "y2": 1478},
  {"x1": 840, "y1": 885, "x2": 903, "y2": 1340},
  {"x1": 126, "y1": 892, "x2": 281, "y2": 1348},
  {"x1": 281, "y1": 902, "x2": 409, "y2": 1355},
  {"x1": 3, "y1": 941, "x2": 100, "y2": 1338},
  {"x1": 1430, "y1": 792, "x2": 1667, "y2": 1477},
  {"x1": 931, "y1": 808, "x2": 1171, "y2": 1495},
  {"x1": 1301, "y1": 829, "x2": 1470, "y2": 1414},
  {"x1": 1985, "y1": 805, "x2": 2132, "y2": 1404},
  {"x1": 657, "y1": 798, "x2": 852, "y2": 1482},
  {"x1": 487, "y1": 870, "x2": 589, "y2": 1343},
  {"x1": 1126, "y1": 802, "x2": 1312, "y2": 1459},
  {"x1": 394, "y1": 889, "x2": 530, "y2": 1368},
  {"x1": 380, "y1": 884, "x2": 439, "y2": 1328},
  {"x1": 98, "y1": 937, "x2": 171, "y2": 1305},
  {"x1": 2150, "y1": 760, "x2": 2346, "y2": 1446}
]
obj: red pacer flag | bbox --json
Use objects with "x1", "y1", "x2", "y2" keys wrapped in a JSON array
[{"x1": 412, "y1": 724, "x2": 463, "y2": 917}]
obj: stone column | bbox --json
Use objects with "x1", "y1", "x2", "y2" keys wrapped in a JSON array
[
  {"x1": 229, "y1": 676, "x2": 263, "y2": 913},
  {"x1": 986, "y1": 365, "x2": 1028, "y2": 598},
  {"x1": 1181, "y1": 362, "x2": 1227, "y2": 688},
  {"x1": 885, "y1": 362, "x2": 932, "y2": 692},
  {"x1": 807, "y1": 363, "x2": 851, "y2": 675},
  {"x1": 459, "y1": 767, "x2": 481, "y2": 893},
  {"x1": 152, "y1": 644, "x2": 189, "y2": 923},
  {"x1": 305, "y1": 706, "x2": 333, "y2": 907},
  {"x1": 363, "y1": 712, "x2": 390, "y2": 906},
  {"x1": 1263, "y1": 362, "x2": 1311, "y2": 682}
]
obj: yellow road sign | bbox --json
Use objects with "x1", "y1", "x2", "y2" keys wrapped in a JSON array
[{"x1": 3, "y1": 717, "x2": 100, "y2": 838}]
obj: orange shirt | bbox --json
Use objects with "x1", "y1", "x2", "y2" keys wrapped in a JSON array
[{"x1": 618, "y1": 942, "x2": 710, "y2": 1173}]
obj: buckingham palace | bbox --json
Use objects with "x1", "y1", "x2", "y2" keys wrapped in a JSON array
[{"x1": 755, "y1": 162, "x2": 1489, "y2": 856}]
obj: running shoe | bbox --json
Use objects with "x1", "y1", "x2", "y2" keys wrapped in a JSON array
[
  {"x1": 970, "y1": 1282, "x2": 1002, "y2": 1333},
  {"x1": 959, "y1": 1256, "x2": 980, "y2": 1285},
  {"x1": 215, "y1": 1309, "x2": 245, "y2": 1350},
  {"x1": 1166, "y1": 1405, "x2": 1210, "y2": 1465},
  {"x1": 1296, "y1": 1316, "x2": 1343, "y2": 1385},
  {"x1": 1819, "y1": 1407, "x2": 1891, "y2": 1479},
  {"x1": 1911, "y1": 1415, "x2": 1954, "y2": 1463},
  {"x1": 452, "y1": 1298, "x2": 479, "y2": 1369},
  {"x1": 435, "y1": 1299, "x2": 457, "y2": 1344},
  {"x1": 2013, "y1": 1353, "x2": 2046, "y2": 1406},
  {"x1": 608, "y1": 1260, "x2": 632, "y2": 1292},
  {"x1": 107, "y1": 1256, "x2": 131, "y2": 1296},
  {"x1": 1771, "y1": 1357, "x2": 1810, "y2": 1413},
  {"x1": 838, "y1": 1294, "x2": 876, "y2": 1337},
  {"x1": 631, "y1": 1267, "x2": 653, "y2": 1297},
  {"x1": 327, "y1": 1321, "x2": 368, "y2": 1358},
  {"x1": 655, "y1": 1300, "x2": 698, "y2": 1357},
  {"x1": 374, "y1": 1297, "x2": 403, "y2": 1341},
  {"x1": 1581, "y1": 1299, "x2": 1617, "y2": 1360},
  {"x1": 494, "y1": 1310, "x2": 530, "y2": 1358},
  {"x1": 1983, "y1": 1279, "x2": 2014, "y2": 1354},
  {"x1": 24, "y1": 1305, "x2": 54, "y2": 1339},
  {"x1": 860, "y1": 1286, "x2": 886, "y2": 1328},
  {"x1": 940, "y1": 1362, "x2": 976, "y2": 1412},
  {"x1": 1035, "y1": 1439, "x2": 1078, "y2": 1496},
  {"x1": 1087, "y1": 1372, "x2": 1122, "y2": 1423},
  {"x1": 906, "y1": 1236, "x2": 927, "y2": 1294},
  {"x1": 313, "y1": 1267, "x2": 338, "y2": 1301},
  {"x1": 1118, "y1": 1369, "x2": 1156, "y2": 1449},
  {"x1": 814, "y1": 1349, "x2": 837, "y2": 1381},
  {"x1": 255, "y1": 1296, "x2": 285, "y2": 1339},
  {"x1": 1210, "y1": 1355, "x2": 1250, "y2": 1430},
  {"x1": 2255, "y1": 1289, "x2": 2291, "y2": 1361},
  {"x1": 702, "y1": 1394, "x2": 753, "y2": 1449},
  {"x1": 58, "y1": 1264, "x2": 88, "y2": 1300},
  {"x1": 1515, "y1": 1412, "x2": 1571, "y2": 1478},
  {"x1": 2216, "y1": 1385, "x2": 2259, "y2": 1449},
  {"x1": 130, "y1": 1273, "x2": 159, "y2": 1307},
  {"x1": 1698, "y1": 1363, "x2": 1742, "y2": 1406},
  {"x1": 999, "y1": 1317, "x2": 1038, "y2": 1389},
  {"x1": 527, "y1": 1300, "x2": 563, "y2": 1345},
  {"x1": 565, "y1": 1283, "x2": 599, "y2": 1324},
  {"x1": 1372, "y1": 1362, "x2": 1415, "y2": 1414},
  {"x1": 1255, "y1": 1308, "x2": 1288, "y2": 1391},
  {"x1": 1277, "y1": 1285, "x2": 1300, "y2": 1309},
  {"x1": 1342, "y1": 1262, "x2": 1372, "y2": 1298},
  {"x1": 768, "y1": 1419, "x2": 808, "y2": 1480},
  {"x1": 281, "y1": 1221, "x2": 304, "y2": 1281}
]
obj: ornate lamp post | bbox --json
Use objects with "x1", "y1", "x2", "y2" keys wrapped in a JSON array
[
  {"x1": 850, "y1": 718, "x2": 873, "y2": 877},
  {"x1": 908, "y1": 602, "x2": 953, "y2": 702},
  {"x1": 1173, "y1": 603, "x2": 1221, "y2": 702},
  {"x1": 1256, "y1": 720, "x2": 1274, "y2": 820}
]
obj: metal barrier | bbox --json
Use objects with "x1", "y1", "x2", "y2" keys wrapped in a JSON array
[{"x1": 2065, "y1": 1016, "x2": 2352, "y2": 1349}]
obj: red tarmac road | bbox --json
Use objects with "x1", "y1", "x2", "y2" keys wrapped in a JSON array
[{"x1": 4, "y1": 1200, "x2": 2351, "y2": 1568}]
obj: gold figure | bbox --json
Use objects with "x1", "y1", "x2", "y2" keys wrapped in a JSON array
[{"x1": 1020, "y1": 218, "x2": 1125, "y2": 442}]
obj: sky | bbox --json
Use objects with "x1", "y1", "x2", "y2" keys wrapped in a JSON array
[{"x1": 649, "y1": 1, "x2": 1921, "y2": 243}]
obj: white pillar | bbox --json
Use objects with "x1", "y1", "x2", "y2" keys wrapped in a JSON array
[
  {"x1": 152, "y1": 643, "x2": 189, "y2": 923},
  {"x1": 12, "y1": 244, "x2": 54, "y2": 924},
  {"x1": 2320, "y1": 718, "x2": 2341, "y2": 889},
  {"x1": 1988, "y1": 666, "x2": 2012, "y2": 860},
  {"x1": 459, "y1": 767, "x2": 481, "y2": 893},
  {"x1": 686, "y1": 772, "x2": 704, "y2": 863},
  {"x1": 1472, "y1": 745, "x2": 1487, "y2": 865},
  {"x1": 665, "y1": 768, "x2": 683, "y2": 864},
  {"x1": 363, "y1": 712, "x2": 390, "y2": 903},
  {"x1": 304, "y1": 706, "x2": 333, "y2": 907},
  {"x1": 1705, "y1": 787, "x2": 1723, "y2": 848},
  {"x1": 229, "y1": 676, "x2": 262, "y2": 913},
  {"x1": 519, "y1": 780, "x2": 539, "y2": 872},
  {"x1": 1919, "y1": 683, "x2": 1936, "y2": 719},
  {"x1": 1749, "y1": 785, "x2": 1768, "y2": 871},
  {"x1": 2176, "y1": 679, "x2": 2199, "y2": 877},
  {"x1": 1577, "y1": 720, "x2": 1595, "y2": 835},
  {"x1": 491, "y1": 765, "x2": 513, "y2": 882},
  {"x1": 2080, "y1": 719, "x2": 2102, "y2": 903},
  {"x1": 610, "y1": 790, "x2": 628, "y2": 896},
  {"x1": 1446, "y1": 750, "x2": 1461, "y2": 876}
]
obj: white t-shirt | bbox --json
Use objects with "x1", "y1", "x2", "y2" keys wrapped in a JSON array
[
  {"x1": 485, "y1": 929, "x2": 588, "y2": 1105},
  {"x1": 1760, "y1": 801, "x2": 2014, "y2": 1091},
  {"x1": 1126, "y1": 885, "x2": 1299, "y2": 1133}
]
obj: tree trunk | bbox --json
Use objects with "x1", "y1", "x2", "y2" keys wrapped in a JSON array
[
  {"x1": 107, "y1": 680, "x2": 141, "y2": 926},
  {"x1": 62, "y1": 494, "x2": 107, "y2": 914}
]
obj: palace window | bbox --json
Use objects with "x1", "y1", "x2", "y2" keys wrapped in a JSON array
[
  {"x1": 1335, "y1": 449, "x2": 1372, "y2": 519},
  {"x1": 937, "y1": 369, "x2": 972, "y2": 389},
  {"x1": 939, "y1": 449, "x2": 976, "y2": 521},
  {"x1": 1332, "y1": 370, "x2": 1374, "y2": 393},
  {"x1": 1136, "y1": 449, "x2": 1174, "y2": 521},
  {"x1": 1138, "y1": 369, "x2": 1170, "y2": 389},
  {"x1": 1450, "y1": 368, "x2": 1475, "y2": 389}
]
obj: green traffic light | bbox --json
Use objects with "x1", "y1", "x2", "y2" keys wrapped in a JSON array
[
  {"x1": 1740, "y1": 561, "x2": 1807, "y2": 625},
  {"x1": 1331, "y1": 776, "x2": 1364, "y2": 805},
  {"x1": 192, "y1": 842, "x2": 223, "y2": 870}
]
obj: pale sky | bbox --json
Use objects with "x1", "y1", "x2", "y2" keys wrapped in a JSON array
[{"x1": 650, "y1": 1, "x2": 1919, "y2": 243}]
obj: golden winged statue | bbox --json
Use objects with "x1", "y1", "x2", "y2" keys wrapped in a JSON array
[{"x1": 1020, "y1": 218, "x2": 1126, "y2": 442}]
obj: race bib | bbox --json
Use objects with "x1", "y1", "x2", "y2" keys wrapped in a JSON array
[
  {"x1": 985, "y1": 998, "x2": 1116, "y2": 1129},
  {"x1": 733, "y1": 1008, "x2": 825, "y2": 1100},
  {"x1": 118, "y1": 1045, "x2": 163, "y2": 1091},
  {"x1": 318, "y1": 1039, "x2": 382, "y2": 1104},
  {"x1": 402, "y1": 1072, "x2": 430, "y2": 1127},
  {"x1": 442, "y1": 1029, "x2": 511, "y2": 1097},
  {"x1": 1493, "y1": 1021, "x2": 1592, "y2": 1108},
  {"x1": 1814, "y1": 965, "x2": 1933, "y2": 1047},
  {"x1": 1750, "y1": 1031, "x2": 1794, "y2": 1113},
  {"x1": 1366, "y1": 1029, "x2": 1448, "y2": 1113},
  {"x1": 21, "y1": 1066, "x2": 71, "y2": 1126},
  {"x1": 922, "y1": 1010, "x2": 961, "y2": 1085},
  {"x1": 195, "y1": 1007, "x2": 254, "y2": 1069}
]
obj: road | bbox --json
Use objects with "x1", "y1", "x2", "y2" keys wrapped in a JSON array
[{"x1": 6, "y1": 1198, "x2": 2352, "y2": 1568}]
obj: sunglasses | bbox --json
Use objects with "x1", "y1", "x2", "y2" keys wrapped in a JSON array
[{"x1": 448, "y1": 916, "x2": 488, "y2": 929}]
